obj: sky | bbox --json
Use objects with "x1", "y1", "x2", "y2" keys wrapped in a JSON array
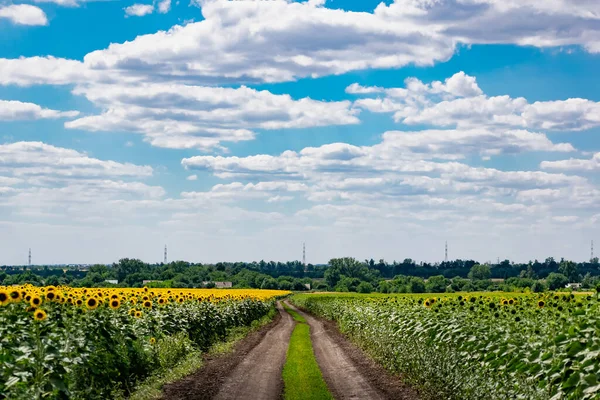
[{"x1": 0, "y1": 0, "x2": 599, "y2": 265}]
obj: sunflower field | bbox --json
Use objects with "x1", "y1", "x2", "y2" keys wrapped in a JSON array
[
  {"x1": 0, "y1": 285, "x2": 289, "y2": 399},
  {"x1": 292, "y1": 292, "x2": 600, "y2": 400}
]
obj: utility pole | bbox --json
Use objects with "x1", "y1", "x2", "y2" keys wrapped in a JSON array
[
  {"x1": 445, "y1": 241, "x2": 448, "y2": 262},
  {"x1": 28, "y1": 248, "x2": 31, "y2": 267},
  {"x1": 592, "y1": 240, "x2": 594, "y2": 262},
  {"x1": 302, "y1": 242, "x2": 306, "y2": 267},
  {"x1": 164, "y1": 245, "x2": 168, "y2": 264}
]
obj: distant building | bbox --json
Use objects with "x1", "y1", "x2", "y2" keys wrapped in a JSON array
[
  {"x1": 202, "y1": 281, "x2": 233, "y2": 288},
  {"x1": 566, "y1": 283, "x2": 582, "y2": 290},
  {"x1": 143, "y1": 280, "x2": 162, "y2": 285},
  {"x1": 104, "y1": 280, "x2": 118, "y2": 285},
  {"x1": 304, "y1": 283, "x2": 311, "y2": 290}
]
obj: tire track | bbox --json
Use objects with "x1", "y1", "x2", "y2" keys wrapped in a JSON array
[
  {"x1": 213, "y1": 301, "x2": 294, "y2": 400},
  {"x1": 284, "y1": 301, "x2": 417, "y2": 400}
]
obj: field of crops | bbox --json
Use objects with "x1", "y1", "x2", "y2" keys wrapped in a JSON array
[
  {"x1": 0, "y1": 285, "x2": 289, "y2": 399},
  {"x1": 292, "y1": 292, "x2": 600, "y2": 400}
]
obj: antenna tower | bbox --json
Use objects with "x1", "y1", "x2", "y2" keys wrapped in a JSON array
[
  {"x1": 444, "y1": 241, "x2": 448, "y2": 262},
  {"x1": 302, "y1": 242, "x2": 306, "y2": 266},
  {"x1": 164, "y1": 245, "x2": 167, "y2": 264},
  {"x1": 592, "y1": 240, "x2": 594, "y2": 262},
  {"x1": 28, "y1": 248, "x2": 31, "y2": 267}
]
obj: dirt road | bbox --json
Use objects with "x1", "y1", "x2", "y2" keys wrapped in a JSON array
[
  {"x1": 163, "y1": 300, "x2": 416, "y2": 400},
  {"x1": 213, "y1": 301, "x2": 294, "y2": 400},
  {"x1": 161, "y1": 301, "x2": 294, "y2": 400},
  {"x1": 285, "y1": 301, "x2": 417, "y2": 400}
]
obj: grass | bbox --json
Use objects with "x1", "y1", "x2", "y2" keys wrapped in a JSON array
[
  {"x1": 124, "y1": 305, "x2": 278, "y2": 400},
  {"x1": 282, "y1": 303, "x2": 333, "y2": 400}
]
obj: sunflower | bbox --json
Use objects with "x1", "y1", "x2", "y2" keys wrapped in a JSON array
[
  {"x1": 45, "y1": 291, "x2": 56, "y2": 301},
  {"x1": 537, "y1": 300, "x2": 545, "y2": 308},
  {"x1": 508, "y1": 299, "x2": 515, "y2": 305},
  {"x1": 34, "y1": 309, "x2": 47, "y2": 321},
  {"x1": 178, "y1": 297, "x2": 184, "y2": 304},
  {"x1": 149, "y1": 337, "x2": 156, "y2": 345},
  {"x1": 143, "y1": 300, "x2": 152, "y2": 309},
  {"x1": 158, "y1": 297, "x2": 166, "y2": 305},
  {"x1": 0, "y1": 290, "x2": 9, "y2": 306},
  {"x1": 424, "y1": 300, "x2": 431, "y2": 307},
  {"x1": 86, "y1": 297, "x2": 99, "y2": 310},
  {"x1": 9, "y1": 290, "x2": 21, "y2": 302},
  {"x1": 76, "y1": 299, "x2": 84, "y2": 307},
  {"x1": 134, "y1": 310, "x2": 143, "y2": 318},
  {"x1": 129, "y1": 308, "x2": 137, "y2": 316},
  {"x1": 30, "y1": 296, "x2": 42, "y2": 307},
  {"x1": 109, "y1": 299, "x2": 121, "y2": 309}
]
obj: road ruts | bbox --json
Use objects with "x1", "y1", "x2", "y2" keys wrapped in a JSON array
[
  {"x1": 284, "y1": 301, "x2": 386, "y2": 400},
  {"x1": 213, "y1": 301, "x2": 295, "y2": 400}
]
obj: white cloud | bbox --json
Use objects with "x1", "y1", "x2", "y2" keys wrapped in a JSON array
[
  {"x1": 0, "y1": 57, "x2": 87, "y2": 86},
  {"x1": 124, "y1": 4, "x2": 154, "y2": 17},
  {"x1": 32, "y1": 0, "x2": 80, "y2": 6},
  {"x1": 0, "y1": 4, "x2": 48, "y2": 26},
  {"x1": 157, "y1": 0, "x2": 171, "y2": 13},
  {"x1": 267, "y1": 195, "x2": 293, "y2": 203},
  {"x1": 1, "y1": 1, "x2": 600, "y2": 86},
  {"x1": 0, "y1": 141, "x2": 153, "y2": 179},
  {"x1": 345, "y1": 83, "x2": 384, "y2": 94},
  {"x1": 65, "y1": 83, "x2": 359, "y2": 150},
  {"x1": 0, "y1": 100, "x2": 79, "y2": 120},
  {"x1": 353, "y1": 71, "x2": 600, "y2": 132},
  {"x1": 186, "y1": 174, "x2": 197, "y2": 181},
  {"x1": 540, "y1": 153, "x2": 600, "y2": 171}
]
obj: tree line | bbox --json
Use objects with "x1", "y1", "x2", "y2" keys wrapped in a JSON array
[{"x1": 1, "y1": 256, "x2": 599, "y2": 293}]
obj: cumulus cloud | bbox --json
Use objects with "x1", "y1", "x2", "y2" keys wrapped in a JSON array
[
  {"x1": 156, "y1": 0, "x2": 170, "y2": 13},
  {"x1": 124, "y1": 4, "x2": 154, "y2": 17},
  {"x1": 353, "y1": 71, "x2": 600, "y2": 132},
  {"x1": 0, "y1": 4, "x2": 48, "y2": 26},
  {"x1": 65, "y1": 83, "x2": 359, "y2": 150},
  {"x1": 0, "y1": 100, "x2": 79, "y2": 120},
  {"x1": 540, "y1": 153, "x2": 600, "y2": 171},
  {"x1": 0, "y1": 141, "x2": 153, "y2": 179}
]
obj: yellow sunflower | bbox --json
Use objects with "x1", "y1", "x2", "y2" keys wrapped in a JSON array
[
  {"x1": 86, "y1": 297, "x2": 99, "y2": 310},
  {"x1": 33, "y1": 309, "x2": 47, "y2": 321}
]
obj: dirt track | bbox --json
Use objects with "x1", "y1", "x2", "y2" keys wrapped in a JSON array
[
  {"x1": 162, "y1": 300, "x2": 417, "y2": 400},
  {"x1": 285, "y1": 301, "x2": 417, "y2": 400},
  {"x1": 161, "y1": 302, "x2": 294, "y2": 400}
]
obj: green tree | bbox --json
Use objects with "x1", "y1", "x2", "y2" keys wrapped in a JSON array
[
  {"x1": 546, "y1": 272, "x2": 568, "y2": 290},
  {"x1": 408, "y1": 276, "x2": 425, "y2": 293},
  {"x1": 468, "y1": 264, "x2": 491, "y2": 281},
  {"x1": 425, "y1": 275, "x2": 449, "y2": 293},
  {"x1": 559, "y1": 260, "x2": 579, "y2": 282},
  {"x1": 356, "y1": 282, "x2": 374, "y2": 293}
]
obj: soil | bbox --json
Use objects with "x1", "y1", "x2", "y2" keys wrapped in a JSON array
[
  {"x1": 285, "y1": 301, "x2": 418, "y2": 400},
  {"x1": 162, "y1": 301, "x2": 418, "y2": 400},
  {"x1": 161, "y1": 301, "x2": 294, "y2": 400}
]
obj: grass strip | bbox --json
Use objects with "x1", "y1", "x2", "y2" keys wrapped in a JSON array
[
  {"x1": 282, "y1": 303, "x2": 333, "y2": 400},
  {"x1": 125, "y1": 306, "x2": 278, "y2": 400}
]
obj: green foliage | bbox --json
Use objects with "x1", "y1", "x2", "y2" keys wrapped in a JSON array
[
  {"x1": 0, "y1": 297, "x2": 273, "y2": 399},
  {"x1": 468, "y1": 264, "x2": 492, "y2": 281},
  {"x1": 292, "y1": 292, "x2": 600, "y2": 400},
  {"x1": 425, "y1": 275, "x2": 449, "y2": 293},
  {"x1": 547, "y1": 273, "x2": 569, "y2": 290}
]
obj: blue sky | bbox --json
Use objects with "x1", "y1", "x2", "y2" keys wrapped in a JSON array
[{"x1": 0, "y1": 0, "x2": 599, "y2": 265}]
